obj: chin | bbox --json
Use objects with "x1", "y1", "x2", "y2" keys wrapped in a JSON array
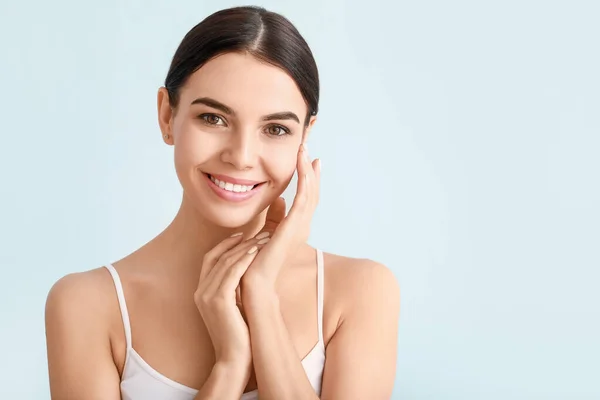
[
  {"x1": 184, "y1": 187, "x2": 273, "y2": 229},
  {"x1": 202, "y1": 204, "x2": 261, "y2": 229}
]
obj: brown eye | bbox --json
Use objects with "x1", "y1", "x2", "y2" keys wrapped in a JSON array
[
  {"x1": 266, "y1": 125, "x2": 290, "y2": 137},
  {"x1": 199, "y1": 114, "x2": 225, "y2": 125}
]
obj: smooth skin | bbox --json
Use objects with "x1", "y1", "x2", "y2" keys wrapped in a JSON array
[
  {"x1": 193, "y1": 234, "x2": 265, "y2": 398},
  {"x1": 45, "y1": 52, "x2": 400, "y2": 399}
]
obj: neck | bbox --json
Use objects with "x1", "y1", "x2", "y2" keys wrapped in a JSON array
[{"x1": 150, "y1": 192, "x2": 268, "y2": 271}]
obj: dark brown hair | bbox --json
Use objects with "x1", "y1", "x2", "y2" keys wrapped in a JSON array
[{"x1": 164, "y1": 6, "x2": 319, "y2": 126}]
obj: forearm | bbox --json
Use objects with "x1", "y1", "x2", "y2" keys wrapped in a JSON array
[
  {"x1": 194, "y1": 361, "x2": 249, "y2": 400},
  {"x1": 245, "y1": 285, "x2": 319, "y2": 400}
]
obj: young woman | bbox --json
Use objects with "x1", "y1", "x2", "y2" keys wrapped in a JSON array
[{"x1": 45, "y1": 6, "x2": 400, "y2": 400}]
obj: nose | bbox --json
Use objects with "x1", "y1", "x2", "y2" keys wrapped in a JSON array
[{"x1": 220, "y1": 129, "x2": 259, "y2": 171}]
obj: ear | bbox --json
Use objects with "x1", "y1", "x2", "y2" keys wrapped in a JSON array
[
  {"x1": 157, "y1": 87, "x2": 174, "y2": 145},
  {"x1": 302, "y1": 115, "x2": 318, "y2": 146}
]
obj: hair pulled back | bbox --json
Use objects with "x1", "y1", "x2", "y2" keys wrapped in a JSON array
[{"x1": 164, "y1": 6, "x2": 319, "y2": 126}]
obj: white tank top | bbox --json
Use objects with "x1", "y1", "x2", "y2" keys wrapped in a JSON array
[{"x1": 104, "y1": 249, "x2": 326, "y2": 400}]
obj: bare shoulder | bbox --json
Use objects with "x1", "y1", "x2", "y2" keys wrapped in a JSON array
[
  {"x1": 322, "y1": 252, "x2": 400, "y2": 319},
  {"x1": 323, "y1": 252, "x2": 398, "y2": 284},
  {"x1": 316, "y1": 256, "x2": 400, "y2": 398},
  {"x1": 45, "y1": 267, "x2": 123, "y2": 398},
  {"x1": 45, "y1": 266, "x2": 117, "y2": 329}
]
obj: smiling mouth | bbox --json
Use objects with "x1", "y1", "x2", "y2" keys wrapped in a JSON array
[{"x1": 205, "y1": 173, "x2": 266, "y2": 192}]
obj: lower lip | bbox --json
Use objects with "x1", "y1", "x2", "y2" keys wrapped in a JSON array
[{"x1": 203, "y1": 173, "x2": 265, "y2": 203}]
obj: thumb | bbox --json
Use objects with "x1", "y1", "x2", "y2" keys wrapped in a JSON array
[{"x1": 264, "y1": 196, "x2": 286, "y2": 232}]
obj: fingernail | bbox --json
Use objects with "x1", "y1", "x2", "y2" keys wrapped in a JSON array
[
  {"x1": 247, "y1": 245, "x2": 258, "y2": 254},
  {"x1": 257, "y1": 238, "x2": 270, "y2": 245},
  {"x1": 230, "y1": 232, "x2": 243, "y2": 237},
  {"x1": 255, "y1": 231, "x2": 270, "y2": 240},
  {"x1": 303, "y1": 148, "x2": 310, "y2": 162}
]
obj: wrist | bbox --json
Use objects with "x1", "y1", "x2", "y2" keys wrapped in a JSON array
[
  {"x1": 213, "y1": 358, "x2": 251, "y2": 379},
  {"x1": 197, "y1": 360, "x2": 251, "y2": 399},
  {"x1": 241, "y1": 275, "x2": 279, "y2": 306}
]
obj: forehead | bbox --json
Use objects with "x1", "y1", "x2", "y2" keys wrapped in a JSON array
[{"x1": 180, "y1": 52, "x2": 307, "y2": 118}]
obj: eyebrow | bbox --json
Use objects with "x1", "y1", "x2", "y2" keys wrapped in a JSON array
[{"x1": 190, "y1": 96, "x2": 300, "y2": 124}]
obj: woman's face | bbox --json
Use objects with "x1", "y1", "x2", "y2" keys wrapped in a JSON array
[{"x1": 158, "y1": 52, "x2": 316, "y2": 228}]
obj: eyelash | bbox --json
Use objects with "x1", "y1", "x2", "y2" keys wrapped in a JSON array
[{"x1": 198, "y1": 113, "x2": 291, "y2": 137}]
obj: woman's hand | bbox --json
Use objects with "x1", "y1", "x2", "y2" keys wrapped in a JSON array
[
  {"x1": 193, "y1": 234, "x2": 269, "y2": 367},
  {"x1": 243, "y1": 143, "x2": 321, "y2": 289}
]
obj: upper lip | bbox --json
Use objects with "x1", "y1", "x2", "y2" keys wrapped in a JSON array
[{"x1": 206, "y1": 173, "x2": 265, "y2": 186}]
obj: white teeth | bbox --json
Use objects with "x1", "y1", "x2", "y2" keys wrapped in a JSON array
[{"x1": 210, "y1": 175, "x2": 256, "y2": 193}]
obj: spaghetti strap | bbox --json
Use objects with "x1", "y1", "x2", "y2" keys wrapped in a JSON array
[
  {"x1": 105, "y1": 264, "x2": 132, "y2": 349},
  {"x1": 316, "y1": 249, "x2": 325, "y2": 345}
]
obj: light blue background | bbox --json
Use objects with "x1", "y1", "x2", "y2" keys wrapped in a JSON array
[{"x1": 1, "y1": 1, "x2": 598, "y2": 399}]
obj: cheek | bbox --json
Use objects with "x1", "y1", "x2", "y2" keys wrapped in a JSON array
[
  {"x1": 265, "y1": 146, "x2": 298, "y2": 184},
  {"x1": 173, "y1": 122, "x2": 217, "y2": 169}
]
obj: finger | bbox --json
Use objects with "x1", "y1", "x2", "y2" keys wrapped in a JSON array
[
  {"x1": 229, "y1": 236, "x2": 271, "y2": 304},
  {"x1": 268, "y1": 150, "x2": 318, "y2": 253},
  {"x1": 231, "y1": 235, "x2": 270, "y2": 305},
  {"x1": 219, "y1": 245, "x2": 261, "y2": 294},
  {"x1": 298, "y1": 146, "x2": 320, "y2": 213},
  {"x1": 206, "y1": 238, "x2": 260, "y2": 282},
  {"x1": 207, "y1": 235, "x2": 270, "y2": 286},
  {"x1": 264, "y1": 197, "x2": 286, "y2": 233},
  {"x1": 263, "y1": 143, "x2": 311, "y2": 236},
  {"x1": 220, "y1": 231, "x2": 270, "y2": 265},
  {"x1": 311, "y1": 158, "x2": 321, "y2": 209},
  {"x1": 202, "y1": 239, "x2": 260, "y2": 297},
  {"x1": 315, "y1": 158, "x2": 321, "y2": 184},
  {"x1": 274, "y1": 144, "x2": 312, "y2": 237},
  {"x1": 304, "y1": 148, "x2": 320, "y2": 210},
  {"x1": 233, "y1": 235, "x2": 270, "y2": 304},
  {"x1": 274, "y1": 148, "x2": 305, "y2": 235},
  {"x1": 297, "y1": 144, "x2": 313, "y2": 210},
  {"x1": 199, "y1": 233, "x2": 244, "y2": 281}
]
